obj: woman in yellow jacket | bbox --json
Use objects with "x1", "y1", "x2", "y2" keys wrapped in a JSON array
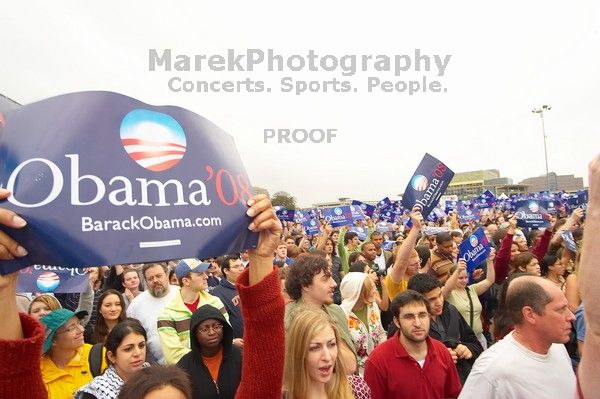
[{"x1": 40, "y1": 309, "x2": 107, "y2": 399}]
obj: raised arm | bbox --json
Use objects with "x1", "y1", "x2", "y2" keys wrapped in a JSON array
[
  {"x1": 315, "y1": 223, "x2": 331, "y2": 251},
  {"x1": 0, "y1": 189, "x2": 47, "y2": 398},
  {"x1": 442, "y1": 260, "x2": 465, "y2": 299},
  {"x1": 578, "y1": 154, "x2": 600, "y2": 399},
  {"x1": 388, "y1": 209, "x2": 421, "y2": 283},
  {"x1": 236, "y1": 194, "x2": 285, "y2": 399},
  {"x1": 494, "y1": 216, "x2": 515, "y2": 284},
  {"x1": 474, "y1": 248, "x2": 496, "y2": 296}
]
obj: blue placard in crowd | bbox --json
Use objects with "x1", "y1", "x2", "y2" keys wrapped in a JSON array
[
  {"x1": 379, "y1": 209, "x2": 397, "y2": 223},
  {"x1": 457, "y1": 205, "x2": 480, "y2": 223},
  {"x1": 546, "y1": 200, "x2": 561, "y2": 215},
  {"x1": 0, "y1": 91, "x2": 258, "y2": 274},
  {"x1": 401, "y1": 153, "x2": 454, "y2": 218},
  {"x1": 561, "y1": 230, "x2": 577, "y2": 252},
  {"x1": 382, "y1": 241, "x2": 395, "y2": 251},
  {"x1": 17, "y1": 265, "x2": 89, "y2": 293},
  {"x1": 322, "y1": 206, "x2": 355, "y2": 227},
  {"x1": 514, "y1": 200, "x2": 550, "y2": 228},
  {"x1": 349, "y1": 226, "x2": 368, "y2": 241},
  {"x1": 459, "y1": 227, "x2": 490, "y2": 274},
  {"x1": 377, "y1": 197, "x2": 392, "y2": 209},
  {"x1": 376, "y1": 221, "x2": 393, "y2": 233},
  {"x1": 275, "y1": 208, "x2": 296, "y2": 222},
  {"x1": 349, "y1": 205, "x2": 366, "y2": 221},
  {"x1": 422, "y1": 226, "x2": 449, "y2": 236},
  {"x1": 352, "y1": 200, "x2": 375, "y2": 218},
  {"x1": 303, "y1": 218, "x2": 320, "y2": 235}
]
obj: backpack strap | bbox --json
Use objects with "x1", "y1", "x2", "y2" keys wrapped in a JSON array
[{"x1": 88, "y1": 342, "x2": 104, "y2": 377}]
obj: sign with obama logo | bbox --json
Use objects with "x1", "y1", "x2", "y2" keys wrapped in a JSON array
[
  {"x1": 0, "y1": 91, "x2": 257, "y2": 274},
  {"x1": 401, "y1": 153, "x2": 454, "y2": 218}
]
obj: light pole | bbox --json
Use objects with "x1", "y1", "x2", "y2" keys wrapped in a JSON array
[{"x1": 532, "y1": 105, "x2": 551, "y2": 191}]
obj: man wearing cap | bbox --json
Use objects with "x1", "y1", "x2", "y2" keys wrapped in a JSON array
[
  {"x1": 157, "y1": 258, "x2": 229, "y2": 365},
  {"x1": 127, "y1": 262, "x2": 180, "y2": 365},
  {"x1": 40, "y1": 308, "x2": 108, "y2": 399}
]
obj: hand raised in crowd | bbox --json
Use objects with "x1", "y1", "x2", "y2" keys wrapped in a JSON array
[
  {"x1": 507, "y1": 215, "x2": 517, "y2": 234},
  {"x1": 247, "y1": 194, "x2": 282, "y2": 257},
  {"x1": 487, "y1": 247, "x2": 496, "y2": 263},
  {"x1": 0, "y1": 189, "x2": 28, "y2": 260},
  {"x1": 456, "y1": 259, "x2": 467, "y2": 275},
  {"x1": 0, "y1": 190, "x2": 29, "y2": 342},
  {"x1": 410, "y1": 207, "x2": 423, "y2": 230},
  {"x1": 570, "y1": 207, "x2": 584, "y2": 224},
  {"x1": 454, "y1": 343, "x2": 473, "y2": 360},
  {"x1": 471, "y1": 268, "x2": 484, "y2": 281}
]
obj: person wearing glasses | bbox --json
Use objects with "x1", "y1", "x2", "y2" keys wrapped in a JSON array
[
  {"x1": 40, "y1": 308, "x2": 108, "y2": 398},
  {"x1": 177, "y1": 304, "x2": 241, "y2": 399}
]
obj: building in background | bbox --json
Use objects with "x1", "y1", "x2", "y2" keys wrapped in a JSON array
[
  {"x1": 519, "y1": 172, "x2": 584, "y2": 193},
  {"x1": 445, "y1": 169, "x2": 500, "y2": 199}
]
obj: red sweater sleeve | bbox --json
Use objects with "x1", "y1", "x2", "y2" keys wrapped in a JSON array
[
  {"x1": 235, "y1": 268, "x2": 285, "y2": 399},
  {"x1": 494, "y1": 233, "x2": 513, "y2": 284},
  {"x1": 0, "y1": 313, "x2": 47, "y2": 399},
  {"x1": 531, "y1": 229, "x2": 552, "y2": 261}
]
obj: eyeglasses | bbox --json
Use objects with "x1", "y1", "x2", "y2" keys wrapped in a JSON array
[
  {"x1": 400, "y1": 312, "x2": 429, "y2": 322},
  {"x1": 197, "y1": 323, "x2": 224, "y2": 335},
  {"x1": 57, "y1": 320, "x2": 84, "y2": 335}
]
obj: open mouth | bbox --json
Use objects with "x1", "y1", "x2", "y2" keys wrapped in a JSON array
[{"x1": 319, "y1": 365, "x2": 333, "y2": 376}]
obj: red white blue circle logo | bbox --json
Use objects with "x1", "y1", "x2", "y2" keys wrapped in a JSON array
[
  {"x1": 469, "y1": 235, "x2": 478, "y2": 247},
  {"x1": 334, "y1": 207, "x2": 343, "y2": 216},
  {"x1": 120, "y1": 109, "x2": 187, "y2": 172},
  {"x1": 528, "y1": 202, "x2": 540, "y2": 213},
  {"x1": 411, "y1": 175, "x2": 429, "y2": 191},
  {"x1": 36, "y1": 271, "x2": 60, "y2": 292}
]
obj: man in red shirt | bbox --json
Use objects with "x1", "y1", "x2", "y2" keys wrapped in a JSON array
[{"x1": 364, "y1": 290, "x2": 461, "y2": 399}]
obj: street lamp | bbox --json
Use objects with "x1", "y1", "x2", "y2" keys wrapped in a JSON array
[{"x1": 532, "y1": 105, "x2": 551, "y2": 191}]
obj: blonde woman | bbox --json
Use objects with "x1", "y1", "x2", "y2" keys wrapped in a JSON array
[
  {"x1": 340, "y1": 272, "x2": 387, "y2": 376},
  {"x1": 284, "y1": 308, "x2": 354, "y2": 399},
  {"x1": 28, "y1": 294, "x2": 62, "y2": 321}
]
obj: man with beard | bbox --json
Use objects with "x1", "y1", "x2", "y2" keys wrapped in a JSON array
[
  {"x1": 364, "y1": 290, "x2": 461, "y2": 399},
  {"x1": 407, "y1": 273, "x2": 483, "y2": 384},
  {"x1": 127, "y1": 262, "x2": 180, "y2": 364}
]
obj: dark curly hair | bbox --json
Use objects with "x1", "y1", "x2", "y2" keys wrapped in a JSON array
[{"x1": 285, "y1": 254, "x2": 331, "y2": 300}]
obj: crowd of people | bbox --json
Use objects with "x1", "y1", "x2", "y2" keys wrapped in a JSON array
[{"x1": 1, "y1": 154, "x2": 600, "y2": 398}]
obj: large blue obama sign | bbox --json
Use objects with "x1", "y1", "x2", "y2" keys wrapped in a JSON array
[
  {"x1": 401, "y1": 153, "x2": 454, "y2": 218},
  {"x1": 0, "y1": 91, "x2": 258, "y2": 274}
]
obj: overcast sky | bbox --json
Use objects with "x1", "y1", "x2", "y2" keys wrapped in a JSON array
[{"x1": 2, "y1": 1, "x2": 599, "y2": 207}]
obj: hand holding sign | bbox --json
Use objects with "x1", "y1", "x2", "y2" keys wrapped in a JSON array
[
  {"x1": 410, "y1": 208, "x2": 423, "y2": 231},
  {"x1": 247, "y1": 194, "x2": 283, "y2": 258},
  {"x1": 0, "y1": 189, "x2": 28, "y2": 261},
  {"x1": 487, "y1": 248, "x2": 496, "y2": 263}
]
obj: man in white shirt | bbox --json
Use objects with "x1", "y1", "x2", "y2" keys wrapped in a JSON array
[
  {"x1": 127, "y1": 262, "x2": 179, "y2": 364},
  {"x1": 459, "y1": 276, "x2": 576, "y2": 398}
]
